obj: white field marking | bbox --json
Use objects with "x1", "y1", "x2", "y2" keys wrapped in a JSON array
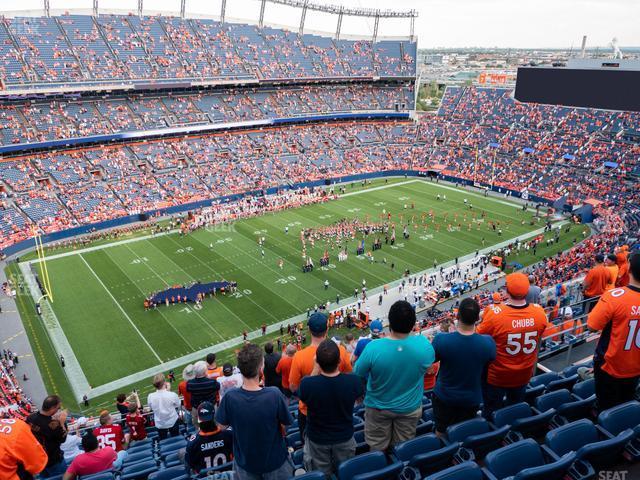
[
  {"x1": 339, "y1": 179, "x2": 420, "y2": 198},
  {"x1": 115, "y1": 244, "x2": 199, "y2": 350},
  {"x1": 79, "y1": 254, "x2": 163, "y2": 363},
  {"x1": 66, "y1": 218, "x2": 571, "y2": 400},
  {"x1": 28, "y1": 229, "x2": 180, "y2": 263},
  {"x1": 135, "y1": 240, "x2": 226, "y2": 342},
  {"x1": 160, "y1": 234, "x2": 255, "y2": 332}
]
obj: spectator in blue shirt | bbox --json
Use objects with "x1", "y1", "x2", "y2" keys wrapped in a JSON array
[
  {"x1": 432, "y1": 298, "x2": 496, "y2": 436},
  {"x1": 351, "y1": 319, "x2": 384, "y2": 365},
  {"x1": 354, "y1": 300, "x2": 435, "y2": 452},
  {"x1": 299, "y1": 339, "x2": 364, "y2": 475},
  {"x1": 216, "y1": 343, "x2": 293, "y2": 480}
]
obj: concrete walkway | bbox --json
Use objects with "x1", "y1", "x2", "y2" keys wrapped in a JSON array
[{"x1": 0, "y1": 265, "x2": 48, "y2": 406}]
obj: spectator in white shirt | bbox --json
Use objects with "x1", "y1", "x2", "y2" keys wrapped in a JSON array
[
  {"x1": 61, "y1": 419, "x2": 85, "y2": 463},
  {"x1": 147, "y1": 373, "x2": 180, "y2": 440},
  {"x1": 217, "y1": 363, "x2": 243, "y2": 399}
]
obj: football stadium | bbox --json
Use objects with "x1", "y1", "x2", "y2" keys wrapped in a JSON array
[{"x1": 0, "y1": 0, "x2": 639, "y2": 479}]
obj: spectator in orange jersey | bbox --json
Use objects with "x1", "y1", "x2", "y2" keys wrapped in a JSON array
[
  {"x1": 615, "y1": 246, "x2": 630, "y2": 288},
  {"x1": 478, "y1": 273, "x2": 549, "y2": 419},
  {"x1": 423, "y1": 362, "x2": 440, "y2": 393},
  {"x1": 276, "y1": 344, "x2": 296, "y2": 398},
  {"x1": 289, "y1": 313, "x2": 352, "y2": 440},
  {"x1": 0, "y1": 418, "x2": 48, "y2": 480},
  {"x1": 583, "y1": 254, "x2": 610, "y2": 311},
  {"x1": 605, "y1": 254, "x2": 619, "y2": 291},
  {"x1": 559, "y1": 306, "x2": 583, "y2": 337},
  {"x1": 588, "y1": 253, "x2": 640, "y2": 411}
]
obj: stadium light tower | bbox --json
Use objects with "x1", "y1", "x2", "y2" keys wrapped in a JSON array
[
  {"x1": 93, "y1": 0, "x2": 98, "y2": 16},
  {"x1": 221, "y1": 0, "x2": 227, "y2": 23},
  {"x1": 138, "y1": 0, "x2": 143, "y2": 17},
  {"x1": 44, "y1": 0, "x2": 50, "y2": 17},
  {"x1": 263, "y1": 0, "x2": 417, "y2": 42},
  {"x1": 181, "y1": 0, "x2": 187, "y2": 19}
]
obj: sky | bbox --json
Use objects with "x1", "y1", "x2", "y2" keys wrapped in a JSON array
[{"x1": 5, "y1": 0, "x2": 640, "y2": 49}]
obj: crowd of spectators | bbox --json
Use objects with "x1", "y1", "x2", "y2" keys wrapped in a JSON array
[
  {"x1": 0, "y1": 84, "x2": 413, "y2": 145},
  {"x1": 0, "y1": 14, "x2": 415, "y2": 89}
]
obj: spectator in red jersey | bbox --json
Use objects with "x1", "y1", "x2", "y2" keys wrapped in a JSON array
[
  {"x1": 125, "y1": 395, "x2": 147, "y2": 443},
  {"x1": 63, "y1": 432, "x2": 127, "y2": 480},
  {"x1": 93, "y1": 412, "x2": 125, "y2": 452}
]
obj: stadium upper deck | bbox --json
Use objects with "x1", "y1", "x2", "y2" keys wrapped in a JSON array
[{"x1": 0, "y1": 13, "x2": 416, "y2": 91}]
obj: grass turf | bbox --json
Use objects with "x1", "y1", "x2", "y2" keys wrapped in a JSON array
[{"x1": 7, "y1": 178, "x2": 581, "y2": 411}]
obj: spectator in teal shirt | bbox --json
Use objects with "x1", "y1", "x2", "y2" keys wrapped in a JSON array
[{"x1": 354, "y1": 300, "x2": 434, "y2": 451}]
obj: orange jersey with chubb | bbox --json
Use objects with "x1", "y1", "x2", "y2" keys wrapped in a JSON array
[
  {"x1": 0, "y1": 418, "x2": 48, "y2": 480},
  {"x1": 587, "y1": 285, "x2": 640, "y2": 378},
  {"x1": 478, "y1": 303, "x2": 549, "y2": 388}
]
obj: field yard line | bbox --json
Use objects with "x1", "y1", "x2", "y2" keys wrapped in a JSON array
[
  {"x1": 339, "y1": 179, "x2": 420, "y2": 198},
  {"x1": 277, "y1": 209, "x2": 392, "y2": 285},
  {"x1": 137, "y1": 240, "x2": 226, "y2": 342},
  {"x1": 115, "y1": 244, "x2": 200, "y2": 350},
  {"x1": 160, "y1": 235, "x2": 255, "y2": 331},
  {"x1": 402, "y1": 180, "x2": 539, "y2": 213},
  {"x1": 30, "y1": 229, "x2": 180, "y2": 263},
  {"x1": 330, "y1": 198, "x2": 445, "y2": 268},
  {"x1": 83, "y1": 219, "x2": 570, "y2": 399},
  {"x1": 78, "y1": 254, "x2": 163, "y2": 364},
  {"x1": 200, "y1": 228, "x2": 337, "y2": 306},
  {"x1": 183, "y1": 234, "x2": 287, "y2": 323}
]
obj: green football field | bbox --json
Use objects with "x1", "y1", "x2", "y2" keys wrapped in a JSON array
[{"x1": 29, "y1": 178, "x2": 548, "y2": 389}]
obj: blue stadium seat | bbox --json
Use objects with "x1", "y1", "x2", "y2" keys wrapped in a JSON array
[
  {"x1": 529, "y1": 372, "x2": 560, "y2": 388},
  {"x1": 122, "y1": 451, "x2": 155, "y2": 468},
  {"x1": 148, "y1": 466, "x2": 190, "y2": 480},
  {"x1": 597, "y1": 401, "x2": 640, "y2": 461},
  {"x1": 483, "y1": 438, "x2": 576, "y2": 480},
  {"x1": 446, "y1": 417, "x2": 512, "y2": 459},
  {"x1": 572, "y1": 379, "x2": 595, "y2": 400},
  {"x1": 354, "y1": 429, "x2": 370, "y2": 455},
  {"x1": 534, "y1": 389, "x2": 595, "y2": 426},
  {"x1": 290, "y1": 472, "x2": 325, "y2": 480},
  {"x1": 492, "y1": 402, "x2": 554, "y2": 438},
  {"x1": 338, "y1": 451, "x2": 403, "y2": 480},
  {"x1": 393, "y1": 433, "x2": 459, "y2": 476},
  {"x1": 159, "y1": 439, "x2": 187, "y2": 459},
  {"x1": 292, "y1": 448, "x2": 304, "y2": 469},
  {"x1": 129, "y1": 438, "x2": 153, "y2": 450},
  {"x1": 423, "y1": 461, "x2": 483, "y2": 480},
  {"x1": 119, "y1": 460, "x2": 159, "y2": 480},
  {"x1": 416, "y1": 419, "x2": 434, "y2": 436},
  {"x1": 286, "y1": 430, "x2": 303, "y2": 450},
  {"x1": 597, "y1": 401, "x2": 640, "y2": 436},
  {"x1": 546, "y1": 374, "x2": 579, "y2": 392},
  {"x1": 545, "y1": 418, "x2": 634, "y2": 470},
  {"x1": 163, "y1": 451, "x2": 182, "y2": 468},
  {"x1": 79, "y1": 472, "x2": 114, "y2": 480}
]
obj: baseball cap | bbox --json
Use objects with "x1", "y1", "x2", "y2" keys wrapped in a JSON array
[
  {"x1": 505, "y1": 273, "x2": 530, "y2": 299},
  {"x1": 308, "y1": 312, "x2": 328, "y2": 334},
  {"x1": 370, "y1": 319, "x2": 384, "y2": 335},
  {"x1": 222, "y1": 363, "x2": 233, "y2": 375},
  {"x1": 197, "y1": 402, "x2": 215, "y2": 422},
  {"x1": 561, "y1": 306, "x2": 573, "y2": 317},
  {"x1": 492, "y1": 292, "x2": 502, "y2": 303}
]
